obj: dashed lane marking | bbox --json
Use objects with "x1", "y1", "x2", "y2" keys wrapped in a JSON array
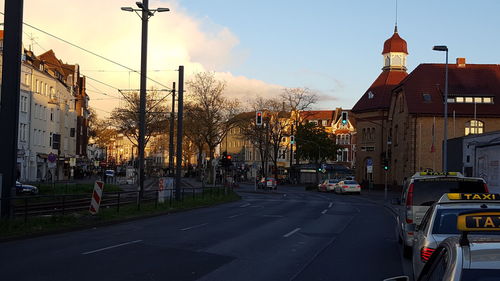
[
  {"x1": 82, "y1": 240, "x2": 143, "y2": 255},
  {"x1": 321, "y1": 209, "x2": 328, "y2": 215},
  {"x1": 283, "y1": 227, "x2": 301, "y2": 238},
  {"x1": 328, "y1": 202, "x2": 333, "y2": 208},
  {"x1": 180, "y1": 223, "x2": 209, "y2": 231},
  {"x1": 239, "y1": 203, "x2": 251, "y2": 208}
]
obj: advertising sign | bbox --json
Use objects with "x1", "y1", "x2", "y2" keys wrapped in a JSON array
[{"x1": 158, "y1": 177, "x2": 174, "y2": 203}]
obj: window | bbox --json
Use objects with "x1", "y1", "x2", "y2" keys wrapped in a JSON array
[
  {"x1": 483, "y1": 97, "x2": 493, "y2": 103},
  {"x1": 474, "y1": 97, "x2": 482, "y2": 103},
  {"x1": 367, "y1": 91, "x2": 374, "y2": 99},
  {"x1": 70, "y1": 128, "x2": 76, "y2": 137},
  {"x1": 49, "y1": 133, "x2": 52, "y2": 147},
  {"x1": 422, "y1": 93, "x2": 432, "y2": 102},
  {"x1": 362, "y1": 128, "x2": 366, "y2": 143},
  {"x1": 456, "y1": 97, "x2": 464, "y2": 103},
  {"x1": 50, "y1": 109, "x2": 54, "y2": 121},
  {"x1": 322, "y1": 120, "x2": 328, "y2": 126},
  {"x1": 465, "y1": 97, "x2": 473, "y2": 103},
  {"x1": 447, "y1": 97, "x2": 455, "y2": 103},
  {"x1": 465, "y1": 120, "x2": 484, "y2": 135}
]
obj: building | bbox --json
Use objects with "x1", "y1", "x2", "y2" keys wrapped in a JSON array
[
  {"x1": 388, "y1": 60, "x2": 500, "y2": 186},
  {"x1": 1, "y1": 31, "x2": 88, "y2": 181},
  {"x1": 351, "y1": 26, "x2": 409, "y2": 187}
]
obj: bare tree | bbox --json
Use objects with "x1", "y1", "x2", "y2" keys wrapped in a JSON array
[
  {"x1": 109, "y1": 90, "x2": 169, "y2": 148},
  {"x1": 186, "y1": 72, "x2": 240, "y2": 162}
]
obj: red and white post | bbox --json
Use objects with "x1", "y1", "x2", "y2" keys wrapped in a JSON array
[{"x1": 89, "y1": 181, "x2": 105, "y2": 215}]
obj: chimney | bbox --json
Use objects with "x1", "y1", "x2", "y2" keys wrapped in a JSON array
[{"x1": 456, "y1": 57, "x2": 466, "y2": 68}]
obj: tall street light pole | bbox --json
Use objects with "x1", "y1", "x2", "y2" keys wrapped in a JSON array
[
  {"x1": 433, "y1": 45, "x2": 449, "y2": 173},
  {"x1": 0, "y1": 0, "x2": 24, "y2": 218},
  {"x1": 121, "y1": 1, "x2": 169, "y2": 207}
]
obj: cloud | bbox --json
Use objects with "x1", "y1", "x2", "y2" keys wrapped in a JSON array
[{"x1": 2, "y1": 0, "x2": 280, "y2": 116}]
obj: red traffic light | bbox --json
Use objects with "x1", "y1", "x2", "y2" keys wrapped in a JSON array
[{"x1": 227, "y1": 155, "x2": 232, "y2": 160}]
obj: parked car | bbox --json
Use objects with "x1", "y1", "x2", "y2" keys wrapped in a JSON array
[
  {"x1": 384, "y1": 210, "x2": 500, "y2": 281},
  {"x1": 258, "y1": 177, "x2": 277, "y2": 190},
  {"x1": 15, "y1": 181, "x2": 39, "y2": 195},
  {"x1": 393, "y1": 171, "x2": 489, "y2": 258},
  {"x1": 318, "y1": 179, "x2": 340, "y2": 192},
  {"x1": 410, "y1": 193, "x2": 500, "y2": 279},
  {"x1": 334, "y1": 180, "x2": 361, "y2": 194}
]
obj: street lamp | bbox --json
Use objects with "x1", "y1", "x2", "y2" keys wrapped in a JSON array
[
  {"x1": 432, "y1": 45, "x2": 449, "y2": 173},
  {"x1": 121, "y1": 0, "x2": 169, "y2": 207}
]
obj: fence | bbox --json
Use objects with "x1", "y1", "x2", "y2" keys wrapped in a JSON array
[{"x1": 1, "y1": 186, "x2": 233, "y2": 223}]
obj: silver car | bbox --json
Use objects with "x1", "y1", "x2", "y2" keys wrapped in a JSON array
[
  {"x1": 410, "y1": 193, "x2": 500, "y2": 279},
  {"x1": 393, "y1": 172, "x2": 488, "y2": 258},
  {"x1": 385, "y1": 209, "x2": 500, "y2": 281}
]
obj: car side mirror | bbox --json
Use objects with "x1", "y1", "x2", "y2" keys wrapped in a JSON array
[
  {"x1": 383, "y1": 276, "x2": 409, "y2": 281},
  {"x1": 391, "y1": 198, "x2": 401, "y2": 205},
  {"x1": 404, "y1": 224, "x2": 416, "y2": 232}
]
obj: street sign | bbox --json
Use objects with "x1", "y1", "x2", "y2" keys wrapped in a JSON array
[
  {"x1": 69, "y1": 157, "x2": 76, "y2": 167},
  {"x1": 367, "y1": 166, "x2": 373, "y2": 173},
  {"x1": 48, "y1": 153, "x2": 57, "y2": 163},
  {"x1": 48, "y1": 162, "x2": 56, "y2": 169},
  {"x1": 366, "y1": 158, "x2": 373, "y2": 167}
]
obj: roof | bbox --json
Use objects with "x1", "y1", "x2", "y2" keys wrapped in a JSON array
[
  {"x1": 352, "y1": 70, "x2": 408, "y2": 113},
  {"x1": 397, "y1": 63, "x2": 500, "y2": 116},
  {"x1": 300, "y1": 110, "x2": 335, "y2": 121},
  {"x1": 382, "y1": 28, "x2": 408, "y2": 54}
]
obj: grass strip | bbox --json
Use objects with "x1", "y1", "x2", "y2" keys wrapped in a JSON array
[{"x1": 0, "y1": 190, "x2": 240, "y2": 240}]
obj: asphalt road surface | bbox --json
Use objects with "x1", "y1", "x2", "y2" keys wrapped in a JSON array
[{"x1": 0, "y1": 185, "x2": 410, "y2": 281}]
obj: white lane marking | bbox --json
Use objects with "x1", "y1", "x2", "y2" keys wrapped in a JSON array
[
  {"x1": 180, "y1": 223, "x2": 209, "y2": 231},
  {"x1": 227, "y1": 213, "x2": 244, "y2": 218},
  {"x1": 321, "y1": 209, "x2": 328, "y2": 215},
  {"x1": 328, "y1": 202, "x2": 333, "y2": 208},
  {"x1": 262, "y1": 214, "x2": 284, "y2": 218},
  {"x1": 283, "y1": 227, "x2": 301, "y2": 238},
  {"x1": 240, "y1": 203, "x2": 251, "y2": 208},
  {"x1": 82, "y1": 240, "x2": 142, "y2": 255}
]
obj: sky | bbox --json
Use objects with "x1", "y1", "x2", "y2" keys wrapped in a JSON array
[{"x1": 1, "y1": 0, "x2": 500, "y2": 117}]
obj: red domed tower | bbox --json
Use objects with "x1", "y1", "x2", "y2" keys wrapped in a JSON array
[{"x1": 382, "y1": 26, "x2": 408, "y2": 71}]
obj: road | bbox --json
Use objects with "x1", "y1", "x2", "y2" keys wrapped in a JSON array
[{"x1": 0, "y1": 185, "x2": 410, "y2": 281}]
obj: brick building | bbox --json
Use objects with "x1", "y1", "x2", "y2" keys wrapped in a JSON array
[
  {"x1": 388, "y1": 60, "x2": 500, "y2": 186},
  {"x1": 352, "y1": 26, "x2": 408, "y2": 187}
]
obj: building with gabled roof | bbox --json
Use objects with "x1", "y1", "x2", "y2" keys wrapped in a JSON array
[
  {"x1": 388, "y1": 59, "x2": 500, "y2": 186},
  {"x1": 352, "y1": 26, "x2": 409, "y2": 187}
]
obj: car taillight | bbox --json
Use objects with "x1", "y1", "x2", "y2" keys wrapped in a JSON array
[
  {"x1": 405, "y1": 183, "x2": 414, "y2": 224},
  {"x1": 343, "y1": 185, "x2": 349, "y2": 188},
  {"x1": 484, "y1": 183, "x2": 489, "y2": 193},
  {"x1": 420, "y1": 247, "x2": 435, "y2": 262}
]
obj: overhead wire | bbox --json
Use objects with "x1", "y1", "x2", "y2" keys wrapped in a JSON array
[{"x1": 0, "y1": 11, "x2": 173, "y2": 90}]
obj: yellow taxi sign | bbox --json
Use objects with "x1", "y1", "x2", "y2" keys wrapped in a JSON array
[
  {"x1": 447, "y1": 193, "x2": 500, "y2": 200},
  {"x1": 419, "y1": 171, "x2": 458, "y2": 176},
  {"x1": 457, "y1": 212, "x2": 500, "y2": 231}
]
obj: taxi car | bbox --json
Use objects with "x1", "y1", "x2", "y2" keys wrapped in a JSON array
[
  {"x1": 384, "y1": 210, "x2": 500, "y2": 281},
  {"x1": 393, "y1": 172, "x2": 488, "y2": 258},
  {"x1": 334, "y1": 180, "x2": 361, "y2": 194},
  {"x1": 410, "y1": 193, "x2": 500, "y2": 279},
  {"x1": 15, "y1": 181, "x2": 39, "y2": 195}
]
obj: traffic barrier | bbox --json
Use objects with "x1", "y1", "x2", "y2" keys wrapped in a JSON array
[{"x1": 89, "y1": 181, "x2": 104, "y2": 215}]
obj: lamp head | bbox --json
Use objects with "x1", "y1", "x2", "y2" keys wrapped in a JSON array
[
  {"x1": 121, "y1": 7, "x2": 134, "y2": 12},
  {"x1": 433, "y1": 45, "x2": 448, "y2": 52},
  {"x1": 157, "y1": 8, "x2": 170, "y2": 12},
  {"x1": 136, "y1": 2, "x2": 144, "y2": 9}
]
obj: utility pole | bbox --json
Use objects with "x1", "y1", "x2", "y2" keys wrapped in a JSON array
[
  {"x1": 137, "y1": 0, "x2": 149, "y2": 208},
  {"x1": 0, "y1": 0, "x2": 24, "y2": 218},
  {"x1": 175, "y1": 66, "x2": 184, "y2": 201},
  {"x1": 168, "y1": 82, "x2": 176, "y2": 175}
]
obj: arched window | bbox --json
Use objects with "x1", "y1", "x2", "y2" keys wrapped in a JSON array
[{"x1": 465, "y1": 120, "x2": 484, "y2": 135}]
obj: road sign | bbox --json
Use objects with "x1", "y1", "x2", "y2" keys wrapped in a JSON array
[
  {"x1": 69, "y1": 157, "x2": 76, "y2": 167},
  {"x1": 48, "y1": 153, "x2": 57, "y2": 163},
  {"x1": 366, "y1": 159, "x2": 373, "y2": 167},
  {"x1": 367, "y1": 166, "x2": 373, "y2": 173}
]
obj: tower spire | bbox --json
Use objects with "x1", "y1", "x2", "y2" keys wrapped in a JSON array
[{"x1": 394, "y1": 0, "x2": 398, "y2": 33}]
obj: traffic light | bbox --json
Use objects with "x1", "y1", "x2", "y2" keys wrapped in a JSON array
[
  {"x1": 256, "y1": 111, "x2": 263, "y2": 126},
  {"x1": 226, "y1": 154, "x2": 232, "y2": 167},
  {"x1": 341, "y1": 112, "x2": 348, "y2": 126},
  {"x1": 383, "y1": 159, "x2": 389, "y2": 171},
  {"x1": 290, "y1": 135, "x2": 295, "y2": 144}
]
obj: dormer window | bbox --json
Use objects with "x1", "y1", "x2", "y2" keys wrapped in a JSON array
[{"x1": 367, "y1": 91, "x2": 375, "y2": 99}]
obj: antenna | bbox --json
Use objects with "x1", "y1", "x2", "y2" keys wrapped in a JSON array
[
  {"x1": 27, "y1": 32, "x2": 37, "y2": 52},
  {"x1": 395, "y1": 0, "x2": 398, "y2": 33}
]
